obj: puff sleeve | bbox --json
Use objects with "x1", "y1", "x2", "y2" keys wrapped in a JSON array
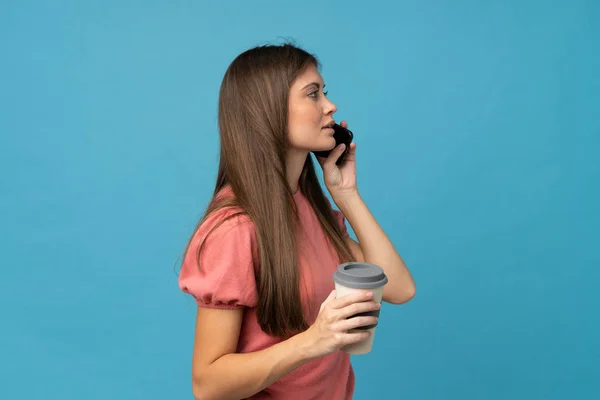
[
  {"x1": 178, "y1": 210, "x2": 258, "y2": 309},
  {"x1": 332, "y1": 209, "x2": 350, "y2": 238},
  {"x1": 325, "y1": 197, "x2": 350, "y2": 238}
]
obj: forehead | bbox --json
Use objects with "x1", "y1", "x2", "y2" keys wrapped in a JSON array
[{"x1": 292, "y1": 64, "x2": 324, "y2": 88}]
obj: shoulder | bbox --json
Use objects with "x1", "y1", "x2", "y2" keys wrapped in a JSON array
[
  {"x1": 187, "y1": 186, "x2": 257, "y2": 257},
  {"x1": 179, "y1": 186, "x2": 260, "y2": 308},
  {"x1": 197, "y1": 194, "x2": 255, "y2": 245}
]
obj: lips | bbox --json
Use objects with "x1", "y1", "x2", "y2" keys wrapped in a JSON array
[{"x1": 322, "y1": 121, "x2": 335, "y2": 129}]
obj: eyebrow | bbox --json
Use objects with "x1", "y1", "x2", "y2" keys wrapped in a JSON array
[{"x1": 301, "y1": 82, "x2": 326, "y2": 91}]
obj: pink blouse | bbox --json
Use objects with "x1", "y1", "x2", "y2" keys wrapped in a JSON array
[{"x1": 179, "y1": 186, "x2": 354, "y2": 399}]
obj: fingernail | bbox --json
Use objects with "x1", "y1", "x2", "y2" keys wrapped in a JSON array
[{"x1": 366, "y1": 291, "x2": 373, "y2": 298}]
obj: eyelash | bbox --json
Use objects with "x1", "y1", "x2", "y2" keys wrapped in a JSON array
[{"x1": 309, "y1": 90, "x2": 328, "y2": 98}]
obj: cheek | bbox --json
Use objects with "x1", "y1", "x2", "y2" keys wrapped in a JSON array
[
  {"x1": 287, "y1": 98, "x2": 326, "y2": 149},
  {"x1": 289, "y1": 105, "x2": 317, "y2": 134},
  {"x1": 290, "y1": 102, "x2": 317, "y2": 122}
]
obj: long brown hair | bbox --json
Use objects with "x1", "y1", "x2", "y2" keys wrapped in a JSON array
[{"x1": 184, "y1": 43, "x2": 354, "y2": 338}]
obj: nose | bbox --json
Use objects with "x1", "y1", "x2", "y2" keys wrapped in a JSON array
[{"x1": 324, "y1": 97, "x2": 337, "y2": 115}]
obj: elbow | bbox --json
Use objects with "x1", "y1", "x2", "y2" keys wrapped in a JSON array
[
  {"x1": 399, "y1": 276, "x2": 417, "y2": 303},
  {"x1": 192, "y1": 378, "x2": 205, "y2": 400},
  {"x1": 192, "y1": 370, "x2": 233, "y2": 400},
  {"x1": 386, "y1": 283, "x2": 416, "y2": 305},
  {"x1": 191, "y1": 372, "x2": 213, "y2": 400},
  {"x1": 405, "y1": 284, "x2": 416, "y2": 302}
]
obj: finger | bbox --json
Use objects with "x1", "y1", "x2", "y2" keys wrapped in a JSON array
[
  {"x1": 331, "y1": 289, "x2": 373, "y2": 309},
  {"x1": 325, "y1": 289, "x2": 337, "y2": 303},
  {"x1": 320, "y1": 289, "x2": 337, "y2": 311},
  {"x1": 315, "y1": 154, "x2": 326, "y2": 166},
  {"x1": 343, "y1": 143, "x2": 357, "y2": 161},
  {"x1": 339, "y1": 300, "x2": 381, "y2": 320},
  {"x1": 336, "y1": 315, "x2": 379, "y2": 332},
  {"x1": 340, "y1": 120, "x2": 348, "y2": 129},
  {"x1": 323, "y1": 144, "x2": 346, "y2": 167},
  {"x1": 341, "y1": 330, "x2": 371, "y2": 345}
]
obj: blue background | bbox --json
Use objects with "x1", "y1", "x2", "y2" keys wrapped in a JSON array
[{"x1": 1, "y1": 0, "x2": 599, "y2": 399}]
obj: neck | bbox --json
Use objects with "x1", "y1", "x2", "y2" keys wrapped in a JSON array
[{"x1": 286, "y1": 149, "x2": 308, "y2": 194}]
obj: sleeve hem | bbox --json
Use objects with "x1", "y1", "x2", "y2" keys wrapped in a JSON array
[{"x1": 195, "y1": 300, "x2": 247, "y2": 309}]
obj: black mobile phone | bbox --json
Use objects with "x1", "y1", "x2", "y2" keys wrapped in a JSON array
[{"x1": 312, "y1": 123, "x2": 354, "y2": 165}]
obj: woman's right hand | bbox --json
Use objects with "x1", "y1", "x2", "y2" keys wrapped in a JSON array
[{"x1": 301, "y1": 289, "x2": 381, "y2": 359}]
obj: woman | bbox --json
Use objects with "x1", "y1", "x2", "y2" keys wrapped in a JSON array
[{"x1": 178, "y1": 43, "x2": 416, "y2": 400}]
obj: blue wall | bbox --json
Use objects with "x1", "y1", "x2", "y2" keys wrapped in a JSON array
[{"x1": 1, "y1": 0, "x2": 598, "y2": 398}]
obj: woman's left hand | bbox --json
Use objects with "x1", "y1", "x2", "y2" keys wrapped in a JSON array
[{"x1": 316, "y1": 120, "x2": 359, "y2": 200}]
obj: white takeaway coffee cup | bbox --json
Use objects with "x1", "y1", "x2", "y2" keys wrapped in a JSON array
[{"x1": 333, "y1": 262, "x2": 388, "y2": 355}]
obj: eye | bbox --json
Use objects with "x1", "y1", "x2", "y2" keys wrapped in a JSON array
[{"x1": 308, "y1": 89, "x2": 328, "y2": 99}]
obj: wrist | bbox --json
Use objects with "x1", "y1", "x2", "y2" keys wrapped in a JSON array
[
  {"x1": 293, "y1": 329, "x2": 319, "y2": 362},
  {"x1": 331, "y1": 190, "x2": 362, "y2": 212}
]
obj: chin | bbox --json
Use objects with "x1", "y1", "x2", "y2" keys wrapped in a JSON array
[
  {"x1": 320, "y1": 138, "x2": 336, "y2": 150},
  {"x1": 314, "y1": 143, "x2": 335, "y2": 152}
]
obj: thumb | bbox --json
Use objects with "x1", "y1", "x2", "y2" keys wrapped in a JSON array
[
  {"x1": 323, "y1": 144, "x2": 346, "y2": 168},
  {"x1": 326, "y1": 289, "x2": 337, "y2": 301},
  {"x1": 320, "y1": 289, "x2": 337, "y2": 310}
]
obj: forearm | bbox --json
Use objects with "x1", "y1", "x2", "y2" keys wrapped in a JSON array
[
  {"x1": 335, "y1": 192, "x2": 415, "y2": 303},
  {"x1": 193, "y1": 331, "x2": 315, "y2": 400}
]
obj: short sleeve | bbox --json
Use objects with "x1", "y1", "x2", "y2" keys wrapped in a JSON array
[
  {"x1": 325, "y1": 197, "x2": 350, "y2": 238},
  {"x1": 332, "y1": 209, "x2": 350, "y2": 238},
  {"x1": 178, "y1": 210, "x2": 258, "y2": 309}
]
